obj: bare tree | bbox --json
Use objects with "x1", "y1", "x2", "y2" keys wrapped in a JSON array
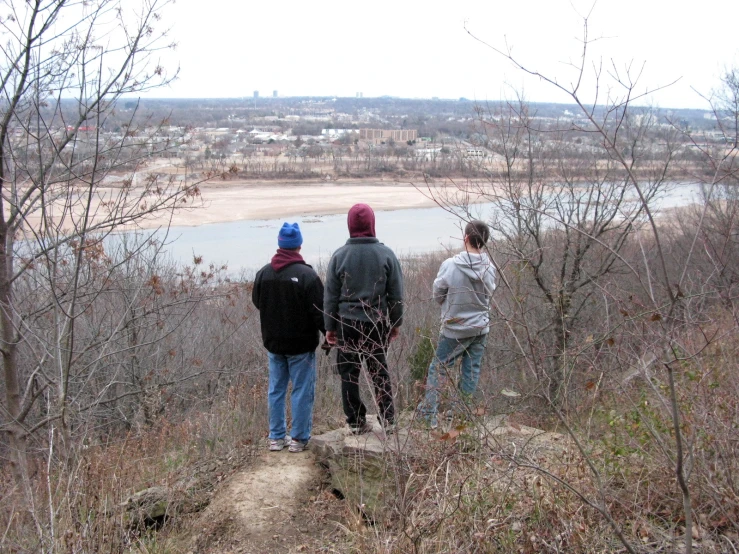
[
  {"x1": 0, "y1": 0, "x2": 201, "y2": 499},
  {"x1": 675, "y1": 68, "x2": 739, "y2": 307},
  {"x1": 410, "y1": 12, "x2": 728, "y2": 552}
]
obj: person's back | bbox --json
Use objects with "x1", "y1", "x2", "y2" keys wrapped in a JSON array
[
  {"x1": 324, "y1": 203, "x2": 403, "y2": 434},
  {"x1": 253, "y1": 258, "x2": 324, "y2": 355},
  {"x1": 325, "y1": 237, "x2": 403, "y2": 326},
  {"x1": 434, "y1": 251, "x2": 496, "y2": 339},
  {"x1": 252, "y1": 222, "x2": 324, "y2": 453}
]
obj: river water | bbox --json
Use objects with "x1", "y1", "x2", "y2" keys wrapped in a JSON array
[
  {"x1": 151, "y1": 182, "x2": 703, "y2": 276},
  {"x1": 155, "y1": 205, "x2": 473, "y2": 277}
]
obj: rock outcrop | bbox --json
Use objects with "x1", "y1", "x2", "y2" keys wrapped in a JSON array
[
  {"x1": 311, "y1": 413, "x2": 570, "y2": 522},
  {"x1": 311, "y1": 415, "x2": 417, "y2": 522}
]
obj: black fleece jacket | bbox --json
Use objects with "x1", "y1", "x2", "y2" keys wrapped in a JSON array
[{"x1": 252, "y1": 259, "x2": 325, "y2": 355}]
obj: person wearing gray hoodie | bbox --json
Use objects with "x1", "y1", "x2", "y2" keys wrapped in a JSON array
[{"x1": 419, "y1": 220, "x2": 496, "y2": 428}]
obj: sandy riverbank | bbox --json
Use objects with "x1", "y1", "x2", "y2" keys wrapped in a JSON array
[
  {"x1": 138, "y1": 178, "x2": 479, "y2": 229},
  {"x1": 10, "y1": 176, "x2": 491, "y2": 233},
  {"x1": 13, "y1": 175, "x2": 696, "y2": 234}
]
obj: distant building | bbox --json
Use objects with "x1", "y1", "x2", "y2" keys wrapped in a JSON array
[
  {"x1": 66, "y1": 125, "x2": 96, "y2": 132},
  {"x1": 465, "y1": 148, "x2": 486, "y2": 159},
  {"x1": 253, "y1": 90, "x2": 259, "y2": 98},
  {"x1": 273, "y1": 90, "x2": 278, "y2": 98},
  {"x1": 321, "y1": 129, "x2": 353, "y2": 137},
  {"x1": 360, "y1": 128, "x2": 417, "y2": 144},
  {"x1": 414, "y1": 147, "x2": 442, "y2": 161}
]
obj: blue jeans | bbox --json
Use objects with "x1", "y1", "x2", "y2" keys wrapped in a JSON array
[
  {"x1": 268, "y1": 351, "x2": 316, "y2": 443},
  {"x1": 419, "y1": 333, "x2": 488, "y2": 426}
]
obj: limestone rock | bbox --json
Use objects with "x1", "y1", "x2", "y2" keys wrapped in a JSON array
[
  {"x1": 312, "y1": 413, "x2": 569, "y2": 523},
  {"x1": 122, "y1": 485, "x2": 172, "y2": 528},
  {"x1": 311, "y1": 415, "x2": 416, "y2": 523}
]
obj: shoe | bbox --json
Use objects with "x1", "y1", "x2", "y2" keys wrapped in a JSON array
[
  {"x1": 381, "y1": 420, "x2": 397, "y2": 435},
  {"x1": 349, "y1": 421, "x2": 373, "y2": 435},
  {"x1": 288, "y1": 439, "x2": 308, "y2": 453},
  {"x1": 268, "y1": 438, "x2": 286, "y2": 451},
  {"x1": 419, "y1": 415, "x2": 438, "y2": 430}
]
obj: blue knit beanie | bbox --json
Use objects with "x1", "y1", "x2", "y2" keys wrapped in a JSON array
[{"x1": 277, "y1": 222, "x2": 303, "y2": 249}]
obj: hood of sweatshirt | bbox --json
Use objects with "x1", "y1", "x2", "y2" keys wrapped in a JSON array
[
  {"x1": 347, "y1": 203, "x2": 376, "y2": 238},
  {"x1": 452, "y1": 252, "x2": 495, "y2": 290},
  {"x1": 271, "y1": 248, "x2": 306, "y2": 272}
]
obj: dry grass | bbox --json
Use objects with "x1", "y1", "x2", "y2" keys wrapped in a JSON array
[
  {"x1": 328, "y1": 317, "x2": 739, "y2": 553},
  {"x1": 0, "y1": 374, "x2": 269, "y2": 553},
  {"x1": 1, "y1": 244, "x2": 739, "y2": 553}
]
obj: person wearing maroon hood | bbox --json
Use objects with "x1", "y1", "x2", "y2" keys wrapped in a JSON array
[
  {"x1": 252, "y1": 222, "x2": 325, "y2": 453},
  {"x1": 324, "y1": 204, "x2": 404, "y2": 434}
]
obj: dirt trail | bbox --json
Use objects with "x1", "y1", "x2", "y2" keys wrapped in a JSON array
[{"x1": 185, "y1": 449, "x2": 339, "y2": 553}]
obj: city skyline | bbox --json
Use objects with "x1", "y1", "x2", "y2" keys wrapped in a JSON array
[{"x1": 146, "y1": 0, "x2": 739, "y2": 110}]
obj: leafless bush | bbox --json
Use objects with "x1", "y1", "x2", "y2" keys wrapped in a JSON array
[{"x1": 366, "y1": 15, "x2": 739, "y2": 554}]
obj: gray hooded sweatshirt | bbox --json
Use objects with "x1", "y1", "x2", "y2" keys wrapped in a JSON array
[{"x1": 433, "y1": 251, "x2": 496, "y2": 339}]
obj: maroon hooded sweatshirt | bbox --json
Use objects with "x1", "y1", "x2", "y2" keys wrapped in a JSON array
[
  {"x1": 323, "y1": 203, "x2": 403, "y2": 330},
  {"x1": 347, "y1": 203, "x2": 376, "y2": 238}
]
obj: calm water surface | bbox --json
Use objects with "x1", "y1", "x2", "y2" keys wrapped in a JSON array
[
  {"x1": 157, "y1": 205, "x2": 477, "y2": 276},
  {"x1": 153, "y1": 183, "x2": 702, "y2": 275}
]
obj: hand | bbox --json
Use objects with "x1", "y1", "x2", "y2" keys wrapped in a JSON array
[
  {"x1": 388, "y1": 326, "x2": 400, "y2": 343},
  {"x1": 325, "y1": 330, "x2": 337, "y2": 346}
]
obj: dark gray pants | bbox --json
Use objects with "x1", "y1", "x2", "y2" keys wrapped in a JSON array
[{"x1": 336, "y1": 319, "x2": 394, "y2": 427}]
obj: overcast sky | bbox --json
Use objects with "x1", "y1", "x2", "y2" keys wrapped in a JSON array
[{"x1": 149, "y1": 0, "x2": 739, "y2": 109}]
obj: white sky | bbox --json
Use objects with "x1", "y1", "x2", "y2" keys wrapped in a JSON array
[{"x1": 148, "y1": 0, "x2": 739, "y2": 109}]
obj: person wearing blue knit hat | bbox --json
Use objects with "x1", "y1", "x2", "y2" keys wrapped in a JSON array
[
  {"x1": 252, "y1": 222, "x2": 324, "y2": 453},
  {"x1": 277, "y1": 222, "x2": 303, "y2": 249}
]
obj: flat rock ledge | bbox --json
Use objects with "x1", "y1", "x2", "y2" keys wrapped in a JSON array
[
  {"x1": 311, "y1": 414, "x2": 568, "y2": 522},
  {"x1": 311, "y1": 415, "x2": 416, "y2": 523}
]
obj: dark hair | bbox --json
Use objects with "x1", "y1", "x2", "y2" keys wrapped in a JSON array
[{"x1": 465, "y1": 220, "x2": 490, "y2": 249}]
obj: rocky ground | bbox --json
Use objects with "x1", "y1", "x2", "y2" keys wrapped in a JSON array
[
  {"x1": 167, "y1": 414, "x2": 569, "y2": 553},
  {"x1": 177, "y1": 448, "x2": 347, "y2": 554}
]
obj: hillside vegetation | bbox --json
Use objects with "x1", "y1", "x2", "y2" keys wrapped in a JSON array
[{"x1": 1, "y1": 2, "x2": 738, "y2": 552}]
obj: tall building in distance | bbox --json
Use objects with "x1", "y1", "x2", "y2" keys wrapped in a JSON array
[
  {"x1": 273, "y1": 90, "x2": 278, "y2": 98},
  {"x1": 253, "y1": 90, "x2": 259, "y2": 99},
  {"x1": 360, "y1": 129, "x2": 417, "y2": 144},
  {"x1": 356, "y1": 92, "x2": 363, "y2": 98}
]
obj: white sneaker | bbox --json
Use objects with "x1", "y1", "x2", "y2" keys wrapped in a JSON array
[
  {"x1": 288, "y1": 439, "x2": 308, "y2": 453},
  {"x1": 269, "y1": 438, "x2": 286, "y2": 451}
]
